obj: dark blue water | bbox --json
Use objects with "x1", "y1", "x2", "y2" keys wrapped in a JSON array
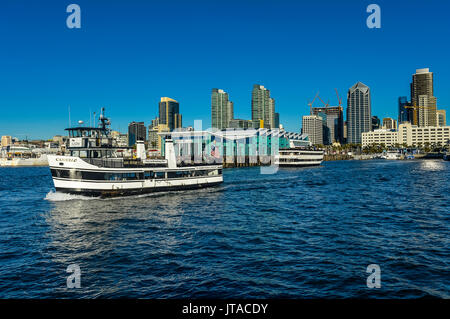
[{"x1": 0, "y1": 160, "x2": 449, "y2": 298}]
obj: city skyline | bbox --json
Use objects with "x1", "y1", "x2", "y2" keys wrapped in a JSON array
[{"x1": 1, "y1": 0, "x2": 450, "y2": 139}]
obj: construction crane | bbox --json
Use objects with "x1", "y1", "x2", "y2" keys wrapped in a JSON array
[
  {"x1": 308, "y1": 91, "x2": 320, "y2": 115},
  {"x1": 403, "y1": 104, "x2": 437, "y2": 126},
  {"x1": 335, "y1": 88, "x2": 342, "y2": 107},
  {"x1": 317, "y1": 95, "x2": 329, "y2": 108}
]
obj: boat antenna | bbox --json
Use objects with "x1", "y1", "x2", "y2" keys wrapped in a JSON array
[{"x1": 68, "y1": 105, "x2": 71, "y2": 127}]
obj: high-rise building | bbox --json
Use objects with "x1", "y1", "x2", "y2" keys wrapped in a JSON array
[
  {"x1": 211, "y1": 88, "x2": 234, "y2": 130},
  {"x1": 228, "y1": 119, "x2": 259, "y2": 129},
  {"x1": 274, "y1": 112, "x2": 280, "y2": 129},
  {"x1": 302, "y1": 115, "x2": 323, "y2": 145},
  {"x1": 148, "y1": 124, "x2": 170, "y2": 153},
  {"x1": 159, "y1": 97, "x2": 182, "y2": 131},
  {"x1": 343, "y1": 121, "x2": 348, "y2": 143},
  {"x1": 382, "y1": 117, "x2": 397, "y2": 130},
  {"x1": 311, "y1": 106, "x2": 344, "y2": 144},
  {"x1": 347, "y1": 82, "x2": 372, "y2": 144},
  {"x1": 251, "y1": 84, "x2": 276, "y2": 129},
  {"x1": 411, "y1": 68, "x2": 437, "y2": 127},
  {"x1": 371, "y1": 116, "x2": 380, "y2": 130},
  {"x1": 437, "y1": 109, "x2": 446, "y2": 126},
  {"x1": 128, "y1": 121, "x2": 146, "y2": 146},
  {"x1": 150, "y1": 117, "x2": 160, "y2": 129},
  {"x1": 398, "y1": 96, "x2": 411, "y2": 123}
]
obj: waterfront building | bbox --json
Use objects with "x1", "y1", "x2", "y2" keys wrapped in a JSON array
[
  {"x1": 1, "y1": 136, "x2": 12, "y2": 147},
  {"x1": 411, "y1": 68, "x2": 437, "y2": 127},
  {"x1": 347, "y1": 82, "x2": 372, "y2": 144},
  {"x1": 162, "y1": 129, "x2": 306, "y2": 165},
  {"x1": 110, "y1": 131, "x2": 128, "y2": 147},
  {"x1": 311, "y1": 106, "x2": 344, "y2": 144},
  {"x1": 159, "y1": 97, "x2": 182, "y2": 131},
  {"x1": 437, "y1": 109, "x2": 446, "y2": 126},
  {"x1": 148, "y1": 124, "x2": 170, "y2": 153},
  {"x1": 211, "y1": 88, "x2": 234, "y2": 130},
  {"x1": 52, "y1": 135, "x2": 66, "y2": 146},
  {"x1": 128, "y1": 121, "x2": 146, "y2": 146},
  {"x1": 251, "y1": 84, "x2": 276, "y2": 129},
  {"x1": 302, "y1": 115, "x2": 323, "y2": 145},
  {"x1": 362, "y1": 123, "x2": 450, "y2": 147},
  {"x1": 362, "y1": 129, "x2": 399, "y2": 147},
  {"x1": 382, "y1": 117, "x2": 397, "y2": 130}
]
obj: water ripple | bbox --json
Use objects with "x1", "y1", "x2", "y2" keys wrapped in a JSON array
[{"x1": 0, "y1": 161, "x2": 449, "y2": 298}]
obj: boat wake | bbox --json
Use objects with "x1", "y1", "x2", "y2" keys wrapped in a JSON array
[{"x1": 44, "y1": 190, "x2": 95, "y2": 202}]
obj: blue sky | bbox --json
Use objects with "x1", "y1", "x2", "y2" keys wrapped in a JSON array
[{"x1": 1, "y1": 0, "x2": 449, "y2": 139}]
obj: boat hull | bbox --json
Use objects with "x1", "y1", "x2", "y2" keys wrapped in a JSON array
[
  {"x1": 55, "y1": 180, "x2": 223, "y2": 197},
  {"x1": 277, "y1": 162, "x2": 323, "y2": 167}
]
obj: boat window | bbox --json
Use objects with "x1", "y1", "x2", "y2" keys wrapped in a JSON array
[
  {"x1": 167, "y1": 171, "x2": 191, "y2": 179},
  {"x1": 79, "y1": 151, "x2": 88, "y2": 158},
  {"x1": 144, "y1": 171, "x2": 154, "y2": 179},
  {"x1": 194, "y1": 170, "x2": 209, "y2": 177},
  {"x1": 81, "y1": 171, "x2": 106, "y2": 180},
  {"x1": 92, "y1": 151, "x2": 100, "y2": 158},
  {"x1": 51, "y1": 169, "x2": 70, "y2": 179},
  {"x1": 105, "y1": 173, "x2": 123, "y2": 181},
  {"x1": 155, "y1": 172, "x2": 165, "y2": 179},
  {"x1": 123, "y1": 173, "x2": 137, "y2": 180}
]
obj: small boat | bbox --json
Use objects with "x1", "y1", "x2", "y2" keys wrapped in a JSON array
[{"x1": 382, "y1": 150, "x2": 402, "y2": 160}]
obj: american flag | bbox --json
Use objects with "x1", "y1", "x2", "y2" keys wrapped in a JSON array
[{"x1": 210, "y1": 144, "x2": 220, "y2": 158}]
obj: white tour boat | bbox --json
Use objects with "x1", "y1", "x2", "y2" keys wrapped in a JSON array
[
  {"x1": 274, "y1": 140, "x2": 324, "y2": 167},
  {"x1": 48, "y1": 109, "x2": 223, "y2": 197}
]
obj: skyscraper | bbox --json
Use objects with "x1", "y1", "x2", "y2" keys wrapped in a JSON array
[
  {"x1": 302, "y1": 115, "x2": 323, "y2": 145},
  {"x1": 251, "y1": 84, "x2": 276, "y2": 129},
  {"x1": 371, "y1": 116, "x2": 380, "y2": 130},
  {"x1": 411, "y1": 68, "x2": 437, "y2": 127},
  {"x1": 436, "y1": 109, "x2": 446, "y2": 126},
  {"x1": 347, "y1": 82, "x2": 371, "y2": 144},
  {"x1": 311, "y1": 106, "x2": 344, "y2": 144},
  {"x1": 274, "y1": 112, "x2": 280, "y2": 129},
  {"x1": 211, "y1": 88, "x2": 234, "y2": 130},
  {"x1": 398, "y1": 96, "x2": 410, "y2": 123},
  {"x1": 159, "y1": 97, "x2": 182, "y2": 131},
  {"x1": 128, "y1": 121, "x2": 146, "y2": 146}
]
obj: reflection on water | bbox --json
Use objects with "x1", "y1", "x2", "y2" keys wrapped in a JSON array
[{"x1": 418, "y1": 159, "x2": 446, "y2": 171}]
